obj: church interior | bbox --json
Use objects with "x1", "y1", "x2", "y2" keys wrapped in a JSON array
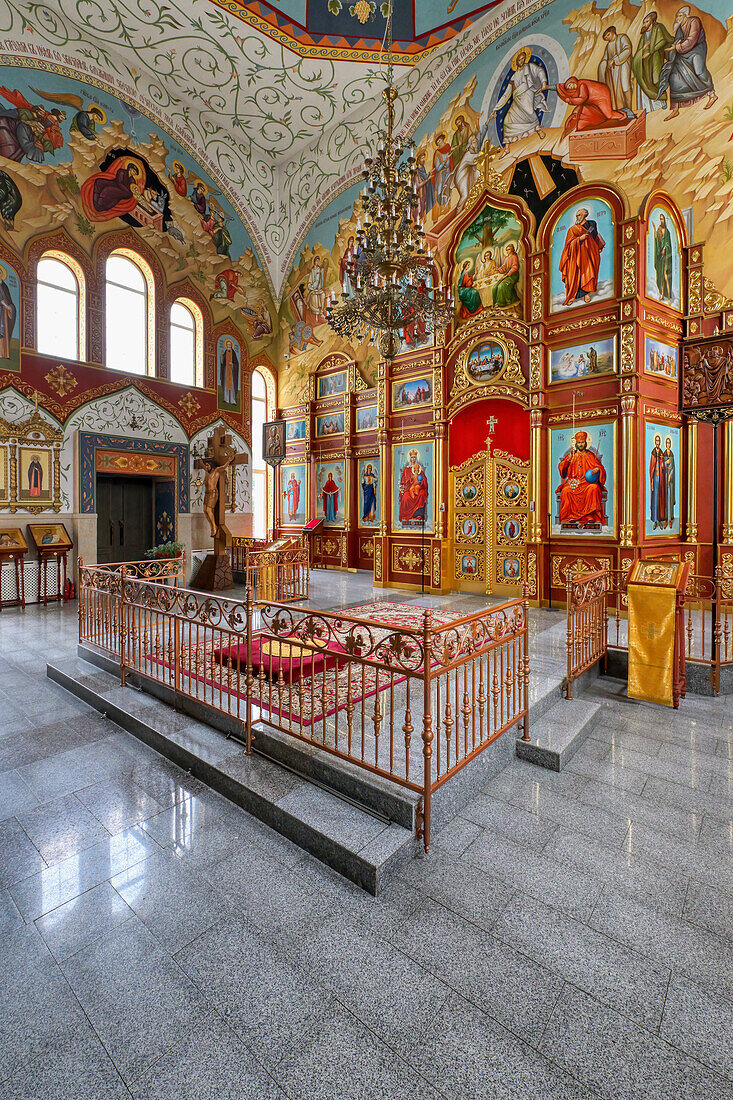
[{"x1": 1, "y1": 1, "x2": 733, "y2": 1096}]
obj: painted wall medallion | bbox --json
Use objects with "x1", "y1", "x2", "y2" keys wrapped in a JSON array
[{"x1": 467, "y1": 340, "x2": 506, "y2": 385}]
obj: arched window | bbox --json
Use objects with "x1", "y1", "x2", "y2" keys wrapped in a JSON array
[
  {"x1": 37, "y1": 251, "x2": 84, "y2": 361},
  {"x1": 251, "y1": 368, "x2": 268, "y2": 539},
  {"x1": 170, "y1": 298, "x2": 203, "y2": 387},
  {"x1": 105, "y1": 250, "x2": 154, "y2": 375}
]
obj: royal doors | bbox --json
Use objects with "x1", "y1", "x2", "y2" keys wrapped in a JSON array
[{"x1": 450, "y1": 447, "x2": 529, "y2": 596}]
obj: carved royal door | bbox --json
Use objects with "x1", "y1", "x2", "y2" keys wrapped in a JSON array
[
  {"x1": 490, "y1": 449, "x2": 530, "y2": 598},
  {"x1": 450, "y1": 448, "x2": 529, "y2": 595}
]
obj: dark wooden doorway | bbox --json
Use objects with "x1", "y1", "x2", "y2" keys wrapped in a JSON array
[{"x1": 96, "y1": 475, "x2": 154, "y2": 563}]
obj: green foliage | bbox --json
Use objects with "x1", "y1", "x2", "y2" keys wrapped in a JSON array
[
  {"x1": 722, "y1": 160, "x2": 733, "y2": 183},
  {"x1": 58, "y1": 172, "x2": 79, "y2": 196},
  {"x1": 75, "y1": 215, "x2": 95, "y2": 238},
  {"x1": 723, "y1": 104, "x2": 733, "y2": 121},
  {"x1": 145, "y1": 541, "x2": 184, "y2": 559}
]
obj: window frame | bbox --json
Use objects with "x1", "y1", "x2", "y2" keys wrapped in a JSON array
[
  {"x1": 169, "y1": 296, "x2": 204, "y2": 388},
  {"x1": 36, "y1": 250, "x2": 85, "y2": 362},
  {"x1": 105, "y1": 248, "x2": 155, "y2": 376}
]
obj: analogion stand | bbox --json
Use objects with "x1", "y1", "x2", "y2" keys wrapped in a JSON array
[
  {"x1": 0, "y1": 528, "x2": 28, "y2": 610},
  {"x1": 627, "y1": 559, "x2": 690, "y2": 709},
  {"x1": 27, "y1": 523, "x2": 74, "y2": 607},
  {"x1": 303, "y1": 518, "x2": 324, "y2": 567}
]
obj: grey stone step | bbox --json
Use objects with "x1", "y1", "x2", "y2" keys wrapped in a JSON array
[
  {"x1": 515, "y1": 698, "x2": 601, "y2": 772},
  {"x1": 46, "y1": 656, "x2": 416, "y2": 895}
]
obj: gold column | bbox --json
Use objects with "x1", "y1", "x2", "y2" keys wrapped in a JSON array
[
  {"x1": 529, "y1": 409, "x2": 543, "y2": 543},
  {"x1": 377, "y1": 358, "x2": 389, "y2": 538},
  {"x1": 686, "y1": 420, "x2": 698, "y2": 542},
  {"x1": 723, "y1": 420, "x2": 733, "y2": 545},
  {"x1": 620, "y1": 395, "x2": 635, "y2": 547}
]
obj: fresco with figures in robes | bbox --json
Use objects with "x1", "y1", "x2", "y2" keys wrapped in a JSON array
[
  {"x1": 550, "y1": 422, "x2": 616, "y2": 538},
  {"x1": 281, "y1": 462, "x2": 307, "y2": 525},
  {"x1": 645, "y1": 422, "x2": 680, "y2": 537},
  {"x1": 358, "y1": 458, "x2": 379, "y2": 529},
  {"x1": 316, "y1": 460, "x2": 345, "y2": 527},
  {"x1": 646, "y1": 204, "x2": 682, "y2": 311},
  {"x1": 392, "y1": 442, "x2": 434, "y2": 535},
  {"x1": 275, "y1": 0, "x2": 733, "y2": 411}
]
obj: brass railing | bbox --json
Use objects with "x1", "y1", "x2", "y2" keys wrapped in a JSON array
[
  {"x1": 566, "y1": 565, "x2": 733, "y2": 695},
  {"x1": 565, "y1": 568, "x2": 610, "y2": 699},
  {"x1": 78, "y1": 565, "x2": 529, "y2": 850},
  {"x1": 244, "y1": 547, "x2": 309, "y2": 602},
  {"x1": 231, "y1": 537, "x2": 269, "y2": 574}
]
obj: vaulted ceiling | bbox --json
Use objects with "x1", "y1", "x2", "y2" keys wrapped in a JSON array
[
  {"x1": 215, "y1": 1, "x2": 498, "y2": 61},
  {"x1": 0, "y1": 0, "x2": 502, "y2": 293}
]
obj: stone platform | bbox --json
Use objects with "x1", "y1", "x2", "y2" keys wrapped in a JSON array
[{"x1": 47, "y1": 611, "x2": 604, "y2": 892}]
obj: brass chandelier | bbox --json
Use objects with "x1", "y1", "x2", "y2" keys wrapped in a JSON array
[{"x1": 326, "y1": 1, "x2": 453, "y2": 360}]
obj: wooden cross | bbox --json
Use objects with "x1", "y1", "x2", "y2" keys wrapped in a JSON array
[{"x1": 194, "y1": 426, "x2": 248, "y2": 556}]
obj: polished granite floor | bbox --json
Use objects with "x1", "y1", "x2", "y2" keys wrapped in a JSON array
[{"x1": 1, "y1": 571, "x2": 732, "y2": 1099}]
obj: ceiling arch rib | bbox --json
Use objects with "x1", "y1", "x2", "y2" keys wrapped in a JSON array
[{"x1": 0, "y1": 0, "x2": 504, "y2": 293}]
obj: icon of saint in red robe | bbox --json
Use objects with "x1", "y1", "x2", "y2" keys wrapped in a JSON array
[
  {"x1": 557, "y1": 431, "x2": 606, "y2": 528},
  {"x1": 322, "y1": 472, "x2": 340, "y2": 522},
  {"x1": 286, "y1": 473, "x2": 301, "y2": 521},
  {"x1": 559, "y1": 207, "x2": 606, "y2": 306},
  {"x1": 398, "y1": 450, "x2": 429, "y2": 527}
]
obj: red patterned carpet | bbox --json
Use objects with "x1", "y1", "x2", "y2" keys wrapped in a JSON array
[{"x1": 341, "y1": 601, "x2": 465, "y2": 630}]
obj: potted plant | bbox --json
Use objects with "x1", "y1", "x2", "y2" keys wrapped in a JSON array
[{"x1": 145, "y1": 541, "x2": 184, "y2": 560}]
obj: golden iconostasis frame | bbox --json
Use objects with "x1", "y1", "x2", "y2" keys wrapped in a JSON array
[{"x1": 0, "y1": 408, "x2": 64, "y2": 514}]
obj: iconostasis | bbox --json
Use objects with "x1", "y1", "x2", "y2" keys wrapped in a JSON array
[{"x1": 274, "y1": 174, "x2": 730, "y2": 604}]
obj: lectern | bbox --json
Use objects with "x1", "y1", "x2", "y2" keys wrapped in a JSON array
[{"x1": 627, "y1": 559, "x2": 690, "y2": 709}]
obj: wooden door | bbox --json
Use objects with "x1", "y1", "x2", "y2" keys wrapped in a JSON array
[{"x1": 96, "y1": 476, "x2": 153, "y2": 563}]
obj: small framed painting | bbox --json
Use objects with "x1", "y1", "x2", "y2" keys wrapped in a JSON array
[
  {"x1": 356, "y1": 406, "x2": 377, "y2": 433},
  {"x1": 0, "y1": 527, "x2": 27, "y2": 552},
  {"x1": 27, "y1": 522, "x2": 72, "y2": 551},
  {"x1": 317, "y1": 371, "x2": 347, "y2": 399},
  {"x1": 315, "y1": 412, "x2": 344, "y2": 438},
  {"x1": 549, "y1": 336, "x2": 616, "y2": 384},
  {"x1": 392, "y1": 375, "x2": 433, "y2": 411},
  {"x1": 18, "y1": 448, "x2": 53, "y2": 504},
  {"x1": 286, "y1": 419, "x2": 307, "y2": 443},
  {"x1": 644, "y1": 336, "x2": 678, "y2": 381}
]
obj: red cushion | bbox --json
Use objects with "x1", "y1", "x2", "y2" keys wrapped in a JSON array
[{"x1": 214, "y1": 636, "x2": 350, "y2": 683}]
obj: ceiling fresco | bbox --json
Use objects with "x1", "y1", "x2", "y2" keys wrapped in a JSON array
[
  {"x1": 0, "y1": 0, "x2": 525, "y2": 293},
  {"x1": 214, "y1": 1, "x2": 499, "y2": 61}
]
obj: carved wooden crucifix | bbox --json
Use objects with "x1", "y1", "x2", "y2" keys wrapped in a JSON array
[{"x1": 194, "y1": 425, "x2": 248, "y2": 558}]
